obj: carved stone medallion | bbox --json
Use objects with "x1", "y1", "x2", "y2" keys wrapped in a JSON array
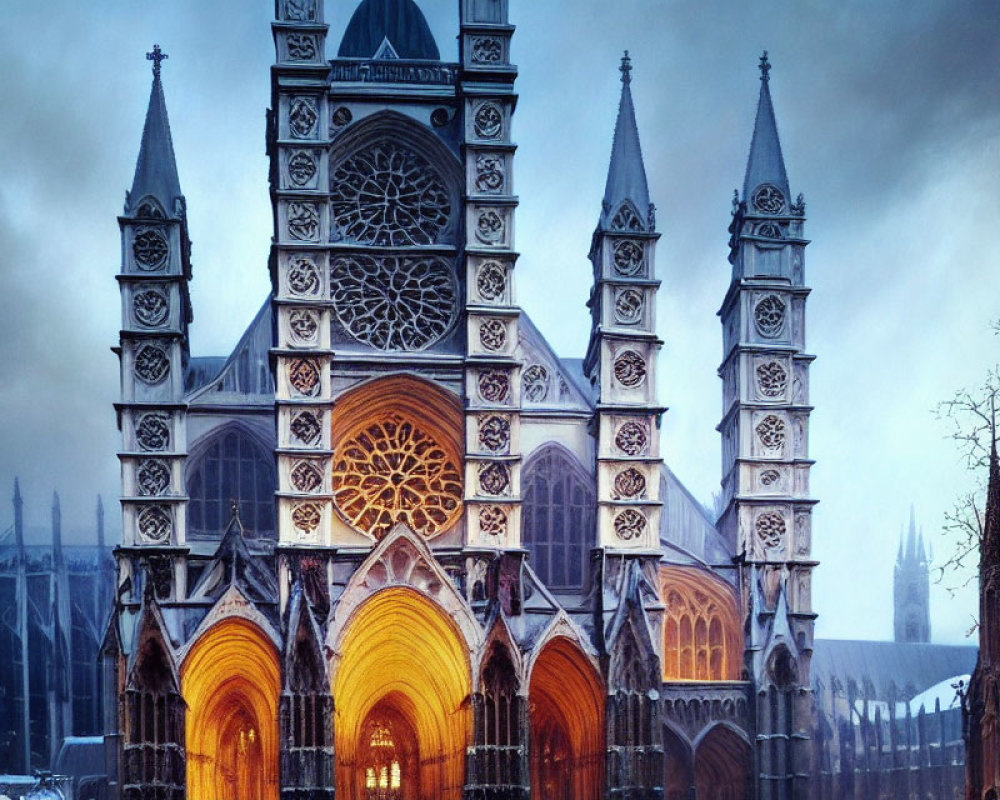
[
  {"x1": 288, "y1": 151, "x2": 317, "y2": 186},
  {"x1": 476, "y1": 261, "x2": 506, "y2": 301},
  {"x1": 137, "y1": 459, "x2": 170, "y2": 497},
  {"x1": 134, "y1": 288, "x2": 169, "y2": 327},
  {"x1": 471, "y1": 37, "x2": 502, "y2": 64},
  {"x1": 474, "y1": 102, "x2": 503, "y2": 139},
  {"x1": 756, "y1": 361, "x2": 788, "y2": 398},
  {"x1": 287, "y1": 203, "x2": 320, "y2": 241},
  {"x1": 613, "y1": 240, "x2": 643, "y2": 276},
  {"x1": 289, "y1": 359, "x2": 321, "y2": 397},
  {"x1": 289, "y1": 97, "x2": 318, "y2": 138},
  {"x1": 133, "y1": 229, "x2": 168, "y2": 270},
  {"x1": 475, "y1": 210, "x2": 505, "y2": 245},
  {"x1": 752, "y1": 183, "x2": 785, "y2": 214},
  {"x1": 137, "y1": 505, "x2": 171, "y2": 543},
  {"x1": 479, "y1": 319, "x2": 507, "y2": 352},
  {"x1": 289, "y1": 309, "x2": 320, "y2": 346},
  {"x1": 615, "y1": 421, "x2": 648, "y2": 456},
  {"x1": 614, "y1": 289, "x2": 643, "y2": 325},
  {"x1": 478, "y1": 463, "x2": 510, "y2": 496},
  {"x1": 478, "y1": 370, "x2": 511, "y2": 404},
  {"x1": 478, "y1": 415, "x2": 510, "y2": 453},
  {"x1": 614, "y1": 350, "x2": 646, "y2": 387},
  {"x1": 522, "y1": 365, "x2": 550, "y2": 403},
  {"x1": 755, "y1": 415, "x2": 786, "y2": 451},
  {"x1": 756, "y1": 511, "x2": 786, "y2": 549},
  {"x1": 475, "y1": 154, "x2": 505, "y2": 194},
  {"x1": 134, "y1": 344, "x2": 170, "y2": 385},
  {"x1": 292, "y1": 502, "x2": 322, "y2": 534},
  {"x1": 479, "y1": 505, "x2": 507, "y2": 536},
  {"x1": 136, "y1": 413, "x2": 170, "y2": 451},
  {"x1": 290, "y1": 411, "x2": 322, "y2": 446},
  {"x1": 614, "y1": 468, "x2": 647, "y2": 499},
  {"x1": 614, "y1": 509, "x2": 646, "y2": 541},
  {"x1": 291, "y1": 461, "x2": 323, "y2": 494},
  {"x1": 288, "y1": 256, "x2": 321, "y2": 296},
  {"x1": 753, "y1": 294, "x2": 786, "y2": 338}
]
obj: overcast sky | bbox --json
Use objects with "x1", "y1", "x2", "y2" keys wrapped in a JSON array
[{"x1": 0, "y1": 0, "x2": 997, "y2": 644}]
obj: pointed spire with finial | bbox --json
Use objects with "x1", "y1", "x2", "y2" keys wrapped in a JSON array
[
  {"x1": 906, "y1": 504, "x2": 917, "y2": 560},
  {"x1": 127, "y1": 44, "x2": 183, "y2": 216},
  {"x1": 52, "y1": 490, "x2": 63, "y2": 561},
  {"x1": 599, "y1": 50, "x2": 652, "y2": 231},
  {"x1": 742, "y1": 50, "x2": 790, "y2": 206}
]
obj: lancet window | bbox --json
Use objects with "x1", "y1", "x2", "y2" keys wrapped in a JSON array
[
  {"x1": 471, "y1": 644, "x2": 526, "y2": 792},
  {"x1": 522, "y1": 445, "x2": 595, "y2": 591},
  {"x1": 187, "y1": 426, "x2": 275, "y2": 537},
  {"x1": 660, "y1": 568, "x2": 742, "y2": 682}
]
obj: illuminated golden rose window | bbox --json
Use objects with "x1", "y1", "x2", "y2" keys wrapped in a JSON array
[{"x1": 332, "y1": 412, "x2": 463, "y2": 539}]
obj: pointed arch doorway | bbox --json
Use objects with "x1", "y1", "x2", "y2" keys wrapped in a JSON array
[{"x1": 332, "y1": 586, "x2": 472, "y2": 800}]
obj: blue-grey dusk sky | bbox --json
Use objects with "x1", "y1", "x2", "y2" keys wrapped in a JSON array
[{"x1": 0, "y1": 1, "x2": 997, "y2": 644}]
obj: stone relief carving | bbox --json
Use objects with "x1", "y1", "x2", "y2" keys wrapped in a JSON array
[
  {"x1": 475, "y1": 209, "x2": 505, "y2": 245},
  {"x1": 756, "y1": 415, "x2": 786, "y2": 451},
  {"x1": 752, "y1": 183, "x2": 785, "y2": 214},
  {"x1": 287, "y1": 150, "x2": 317, "y2": 187},
  {"x1": 756, "y1": 360, "x2": 788, "y2": 399},
  {"x1": 614, "y1": 467, "x2": 646, "y2": 499},
  {"x1": 289, "y1": 97, "x2": 318, "y2": 138},
  {"x1": 331, "y1": 143, "x2": 450, "y2": 246},
  {"x1": 478, "y1": 415, "x2": 510, "y2": 453},
  {"x1": 755, "y1": 221, "x2": 783, "y2": 239},
  {"x1": 522, "y1": 364, "x2": 550, "y2": 403},
  {"x1": 134, "y1": 344, "x2": 170, "y2": 386},
  {"x1": 479, "y1": 319, "x2": 507, "y2": 352},
  {"x1": 615, "y1": 421, "x2": 649, "y2": 456},
  {"x1": 286, "y1": 33, "x2": 317, "y2": 60},
  {"x1": 753, "y1": 294, "x2": 786, "y2": 338},
  {"x1": 287, "y1": 256, "x2": 321, "y2": 297},
  {"x1": 133, "y1": 288, "x2": 169, "y2": 327},
  {"x1": 795, "y1": 512, "x2": 811, "y2": 556},
  {"x1": 614, "y1": 350, "x2": 647, "y2": 388},
  {"x1": 471, "y1": 36, "x2": 502, "y2": 63},
  {"x1": 473, "y1": 102, "x2": 503, "y2": 139},
  {"x1": 289, "y1": 309, "x2": 320, "y2": 346},
  {"x1": 331, "y1": 106, "x2": 353, "y2": 129},
  {"x1": 284, "y1": 0, "x2": 315, "y2": 21},
  {"x1": 478, "y1": 463, "x2": 510, "y2": 496},
  {"x1": 476, "y1": 261, "x2": 506, "y2": 301},
  {"x1": 288, "y1": 359, "x2": 321, "y2": 397},
  {"x1": 614, "y1": 508, "x2": 646, "y2": 541},
  {"x1": 479, "y1": 505, "x2": 507, "y2": 536},
  {"x1": 133, "y1": 228, "x2": 168, "y2": 270},
  {"x1": 474, "y1": 154, "x2": 504, "y2": 194},
  {"x1": 478, "y1": 370, "x2": 511, "y2": 404},
  {"x1": 755, "y1": 511, "x2": 786, "y2": 549},
  {"x1": 614, "y1": 289, "x2": 643, "y2": 325},
  {"x1": 287, "y1": 202, "x2": 320, "y2": 241},
  {"x1": 137, "y1": 459, "x2": 170, "y2": 497},
  {"x1": 136, "y1": 413, "x2": 170, "y2": 452},
  {"x1": 611, "y1": 204, "x2": 643, "y2": 232},
  {"x1": 291, "y1": 461, "x2": 323, "y2": 494},
  {"x1": 613, "y1": 240, "x2": 643, "y2": 276},
  {"x1": 759, "y1": 469, "x2": 782, "y2": 489},
  {"x1": 330, "y1": 255, "x2": 457, "y2": 351},
  {"x1": 292, "y1": 502, "x2": 322, "y2": 534},
  {"x1": 290, "y1": 411, "x2": 322, "y2": 446},
  {"x1": 137, "y1": 505, "x2": 171, "y2": 544}
]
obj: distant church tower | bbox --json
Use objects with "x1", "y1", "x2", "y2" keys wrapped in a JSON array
[{"x1": 894, "y1": 506, "x2": 930, "y2": 643}]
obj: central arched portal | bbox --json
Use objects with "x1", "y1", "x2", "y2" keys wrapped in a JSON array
[{"x1": 333, "y1": 587, "x2": 472, "y2": 800}]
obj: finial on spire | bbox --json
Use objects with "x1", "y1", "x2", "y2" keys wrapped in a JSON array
[
  {"x1": 620, "y1": 50, "x2": 632, "y2": 85},
  {"x1": 147, "y1": 44, "x2": 168, "y2": 80},
  {"x1": 759, "y1": 50, "x2": 771, "y2": 82}
]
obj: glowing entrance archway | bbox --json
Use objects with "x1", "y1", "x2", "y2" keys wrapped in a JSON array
[
  {"x1": 529, "y1": 636, "x2": 604, "y2": 800},
  {"x1": 182, "y1": 618, "x2": 280, "y2": 800},
  {"x1": 333, "y1": 587, "x2": 472, "y2": 800}
]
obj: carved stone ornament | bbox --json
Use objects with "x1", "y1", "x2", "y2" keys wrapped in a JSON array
[
  {"x1": 755, "y1": 222, "x2": 783, "y2": 240},
  {"x1": 287, "y1": 202, "x2": 320, "y2": 241},
  {"x1": 759, "y1": 469, "x2": 782, "y2": 488},
  {"x1": 134, "y1": 344, "x2": 170, "y2": 385},
  {"x1": 479, "y1": 505, "x2": 507, "y2": 536},
  {"x1": 288, "y1": 150, "x2": 317, "y2": 186},
  {"x1": 289, "y1": 309, "x2": 320, "y2": 345},
  {"x1": 292, "y1": 502, "x2": 322, "y2": 534},
  {"x1": 474, "y1": 102, "x2": 503, "y2": 139},
  {"x1": 286, "y1": 33, "x2": 317, "y2": 60},
  {"x1": 290, "y1": 411, "x2": 322, "y2": 446},
  {"x1": 757, "y1": 360, "x2": 788, "y2": 398},
  {"x1": 133, "y1": 228, "x2": 168, "y2": 270},
  {"x1": 133, "y1": 288, "x2": 169, "y2": 327},
  {"x1": 755, "y1": 511, "x2": 786, "y2": 549},
  {"x1": 287, "y1": 256, "x2": 321, "y2": 296},
  {"x1": 331, "y1": 106, "x2": 353, "y2": 128},
  {"x1": 479, "y1": 319, "x2": 507, "y2": 352},
  {"x1": 289, "y1": 359, "x2": 321, "y2": 397},
  {"x1": 137, "y1": 505, "x2": 171, "y2": 544},
  {"x1": 613, "y1": 240, "x2": 644, "y2": 276},
  {"x1": 331, "y1": 143, "x2": 450, "y2": 246},
  {"x1": 478, "y1": 462, "x2": 510, "y2": 496},
  {"x1": 476, "y1": 261, "x2": 506, "y2": 302},
  {"x1": 332, "y1": 413, "x2": 463, "y2": 539},
  {"x1": 471, "y1": 36, "x2": 503, "y2": 64},
  {"x1": 615, "y1": 421, "x2": 649, "y2": 456},
  {"x1": 284, "y1": 0, "x2": 316, "y2": 21},
  {"x1": 478, "y1": 415, "x2": 510, "y2": 453},
  {"x1": 756, "y1": 415, "x2": 786, "y2": 451},
  {"x1": 752, "y1": 183, "x2": 786, "y2": 214},
  {"x1": 291, "y1": 461, "x2": 323, "y2": 494},
  {"x1": 614, "y1": 508, "x2": 646, "y2": 541},
  {"x1": 614, "y1": 289, "x2": 643, "y2": 325},
  {"x1": 478, "y1": 369, "x2": 511, "y2": 404},
  {"x1": 753, "y1": 294, "x2": 786, "y2": 338},
  {"x1": 614, "y1": 350, "x2": 647, "y2": 388},
  {"x1": 289, "y1": 97, "x2": 319, "y2": 139},
  {"x1": 137, "y1": 459, "x2": 170, "y2": 496},
  {"x1": 475, "y1": 154, "x2": 505, "y2": 194},
  {"x1": 611, "y1": 204, "x2": 643, "y2": 232},
  {"x1": 330, "y1": 255, "x2": 458, "y2": 351},
  {"x1": 614, "y1": 467, "x2": 647, "y2": 499},
  {"x1": 522, "y1": 364, "x2": 550, "y2": 403},
  {"x1": 147, "y1": 556, "x2": 172, "y2": 600},
  {"x1": 136, "y1": 413, "x2": 170, "y2": 451},
  {"x1": 475, "y1": 209, "x2": 505, "y2": 245}
]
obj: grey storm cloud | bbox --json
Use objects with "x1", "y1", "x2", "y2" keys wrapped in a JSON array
[{"x1": 0, "y1": 0, "x2": 997, "y2": 644}]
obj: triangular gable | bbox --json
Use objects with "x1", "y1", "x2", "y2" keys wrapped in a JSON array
[
  {"x1": 284, "y1": 580, "x2": 329, "y2": 690},
  {"x1": 188, "y1": 510, "x2": 278, "y2": 603},
  {"x1": 479, "y1": 611, "x2": 526, "y2": 691},
  {"x1": 525, "y1": 610, "x2": 601, "y2": 681},
  {"x1": 517, "y1": 313, "x2": 593, "y2": 411},
  {"x1": 186, "y1": 296, "x2": 274, "y2": 404},
  {"x1": 126, "y1": 591, "x2": 180, "y2": 690},
  {"x1": 373, "y1": 36, "x2": 400, "y2": 60},
  {"x1": 179, "y1": 583, "x2": 282, "y2": 664}
]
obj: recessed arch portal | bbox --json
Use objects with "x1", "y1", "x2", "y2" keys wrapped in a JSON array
[
  {"x1": 332, "y1": 586, "x2": 472, "y2": 800},
  {"x1": 181, "y1": 618, "x2": 280, "y2": 800},
  {"x1": 694, "y1": 724, "x2": 751, "y2": 800},
  {"x1": 529, "y1": 636, "x2": 604, "y2": 800}
]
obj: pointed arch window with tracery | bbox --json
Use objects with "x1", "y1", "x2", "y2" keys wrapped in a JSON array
[
  {"x1": 660, "y1": 567, "x2": 742, "y2": 682},
  {"x1": 522, "y1": 445, "x2": 595, "y2": 591}
]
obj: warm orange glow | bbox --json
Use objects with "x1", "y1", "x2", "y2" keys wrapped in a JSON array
[
  {"x1": 660, "y1": 567, "x2": 743, "y2": 682},
  {"x1": 330, "y1": 376, "x2": 465, "y2": 540},
  {"x1": 181, "y1": 618, "x2": 280, "y2": 800},
  {"x1": 333, "y1": 587, "x2": 471, "y2": 800},
  {"x1": 529, "y1": 637, "x2": 604, "y2": 800}
]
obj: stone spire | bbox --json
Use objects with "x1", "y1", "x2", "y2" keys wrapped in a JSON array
[
  {"x1": 127, "y1": 44, "x2": 183, "y2": 216},
  {"x1": 13, "y1": 478, "x2": 23, "y2": 550},
  {"x1": 600, "y1": 51, "x2": 652, "y2": 232},
  {"x1": 97, "y1": 494, "x2": 105, "y2": 551},
  {"x1": 742, "y1": 51, "x2": 790, "y2": 205},
  {"x1": 894, "y1": 505, "x2": 930, "y2": 643},
  {"x1": 51, "y1": 490, "x2": 63, "y2": 561}
]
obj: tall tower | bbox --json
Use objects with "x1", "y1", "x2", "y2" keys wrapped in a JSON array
[
  {"x1": 585, "y1": 53, "x2": 665, "y2": 797},
  {"x1": 894, "y1": 507, "x2": 931, "y2": 643},
  {"x1": 717, "y1": 52, "x2": 815, "y2": 800},
  {"x1": 115, "y1": 45, "x2": 193, "y2": 562}
]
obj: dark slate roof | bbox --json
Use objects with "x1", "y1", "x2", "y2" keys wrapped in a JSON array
[
  {"x1": 811, "y1": 638, "x2": 977, "y2": 701},
  {"x1": 127, "y1": 70, "x2": 183, "y2": 216},
  {"x1": 743, "y1": 56, "x2": 790, "y2": 202},
  {"x1": 600, "y1": 56, "x2": 651, "y2": 231},
  {"x1": 337, "y1": 0, "x2": 440, "y2": 60},
  {"x1": 184, "y1": 357, "x2": 226, "y2": 392}
]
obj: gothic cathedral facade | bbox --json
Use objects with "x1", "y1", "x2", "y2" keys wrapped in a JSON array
[{"x1": 107, "y1": 2, "x2": 816, "y2": 799}]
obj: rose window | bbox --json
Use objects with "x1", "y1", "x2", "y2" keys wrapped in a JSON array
[
  {"x1": 330, "y1": 255, "x2": 458, "y2": 351},
  {"x1": 331, "y1": 143, "x2": 451, "y2": 246},
  {"x1": 332, "y1": 413, "x2": 463, "y2": 540}
]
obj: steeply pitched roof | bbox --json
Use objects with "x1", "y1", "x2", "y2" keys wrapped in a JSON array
[
  {"x1": 337, "y1": 0, "x2": 440, "y2": 61},
  {"x1": 600, "y1": 52, "x2": 651, "y2": 231},
  {"x1": 127, "y1": 59, "x2": 183, "y2": 216},
  {"x1": 743, "y1": 51, "x2": 790, "y2": 204}
]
